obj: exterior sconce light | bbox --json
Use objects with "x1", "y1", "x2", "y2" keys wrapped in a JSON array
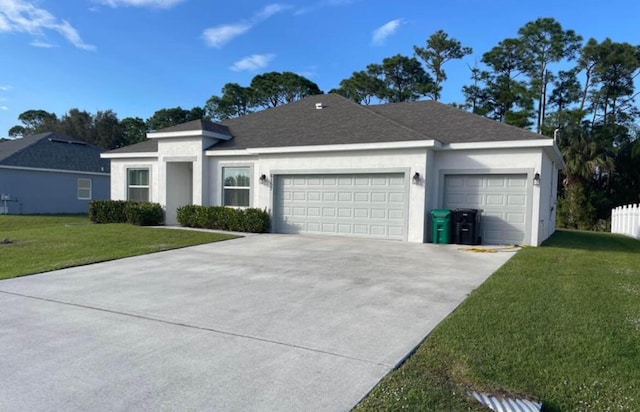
[
  {"x1": 533, "y1": 172, "x2": 541, "y2": 186},
  {"x1": 259, "y1": 174, "x2": 268, "y2": 184},
  {"x1": 412, "y1": 172, "x2": 420, "y2": 184}
]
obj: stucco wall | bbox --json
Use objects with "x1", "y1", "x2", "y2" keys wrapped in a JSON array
[
  {"x1": 109, "y1": 158, "x2": 159, "y2": 202},
  {"x1": 0, "y1": 168, "x2": 109, "y2": 214},
  {"x1": 428, "y1": 147, "x2": 546, "y2": 245},
  {"x1": 208, "y1": 148, "x2": 429, "y2": 242}
]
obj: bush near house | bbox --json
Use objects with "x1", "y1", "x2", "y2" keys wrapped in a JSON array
[
  {"x1": 89, "y1": 200, "x2": 164, "y2": 226},
  {"x1": 177, "y1": 205, "x2": 270, "y2": 233}
]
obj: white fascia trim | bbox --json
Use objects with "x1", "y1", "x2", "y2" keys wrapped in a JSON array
[
  {"x1": 441, "y1": 139, "x2": 555, "y2": 150},
  {"x1": 101, "y1": 152, "x2": 158, "y2": 159},
  {"x1": 0, "y1": 165, "x2": 109, "y2": 176},
  {"x1": 205, "y1": 140, "x2": 438, "y2": 157},
  {"x1": 147, "y1": 130, "x2": 232, "y2": 140}
]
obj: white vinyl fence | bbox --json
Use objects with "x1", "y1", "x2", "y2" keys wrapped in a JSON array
[{"x1": 611, "y1": 204, "x2": 640, "y2": 240}]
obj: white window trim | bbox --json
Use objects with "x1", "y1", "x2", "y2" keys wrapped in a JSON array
[
  {"x1": 220, "y1": 164, "x2": 253, "y2": 208},
  {"x1": 77, "y1": 178, "x2": 92, "y2": 200},
  {"x1": 127, "y1": 168, "x2": 150, "y2": 202}
]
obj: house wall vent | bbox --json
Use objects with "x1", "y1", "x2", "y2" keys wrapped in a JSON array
[{"x1": 315, "y1": 103, "x2": 324, "y2": 110}]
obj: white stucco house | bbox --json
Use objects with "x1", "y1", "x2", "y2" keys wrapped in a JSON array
[{"x1": 102, "y1": 93, "x2": 564, "y2": 246}]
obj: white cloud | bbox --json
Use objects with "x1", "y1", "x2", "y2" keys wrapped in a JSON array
[
  {"x1": 256, "y1": 4, "x2": 292, "y2": 20},
  {"x1": 230, "y1": 54, "x2": 275, "y2": 72},
  {"x1": 93, "y1": 0, "x2": 186, "y2": 8},
  {"x1": 30, "y1": 39, "x2": 55, "y2": 48},
  {"x1": 0, "y1": 0, "x2": 95, "y2": 50},
  {"x1": 0, "y1": 85, "x2": 11, "y2": 91},
  {"x1": 203, "y1": 3, "x2": 290, "y2": 48},
  {"x1": 203, "y1": 23, "x2": 251, "y2": 48},
  {"x1": 371, "y1": 18, "x2": 404, "y2": 46},
  {"x1": 0, "y1": 105, "x2": 8, "y2": 110}
]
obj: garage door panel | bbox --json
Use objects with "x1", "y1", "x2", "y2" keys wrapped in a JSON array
[
  {"x1": 486, "y1": 194, "x2": 505, "y2": 206},
  {"x1": 275, "y1": 173, "x2": 406, "y2": 240},
  {"x1": 508, "y1": 194, "x2": 526, "y2": 206},
  {"x1": 444, "y1": 174, "x2": 529, "y2": 245},
  {"x1": 354, "y1": 192, "x2": 369, "y2": 202}
]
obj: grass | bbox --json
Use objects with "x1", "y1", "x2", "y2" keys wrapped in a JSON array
[
  {"x1": 355, "y1": 230, "x2": 640, "y2": 411},
  {"x1": 0, "y1": 215, "x2": 238, "y2": 280}
]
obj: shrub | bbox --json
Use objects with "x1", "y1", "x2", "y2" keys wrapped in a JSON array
[
  {"x1": 89, "y1": 200, "x2": 128, "y2": 223},
  {"x1": 125, "y1": 202, "x2": 164, "y2": 226},
  {"x1": 177, "y1": 205, "x2": 270, "y2": 233},
  {"x1": 89, "y1": 200, "x2": 164, "y2": 226},
  {"x1": 243, "y1": 207, "x2": 271, "y2": 233}
]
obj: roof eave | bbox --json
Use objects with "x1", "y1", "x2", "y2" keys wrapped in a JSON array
[
  {"x1": 147, "y1": 130, "x2": 232, "y2": 140},
  {"x1": 101, "y1": 152, "x2": 158, "y2": 159}
]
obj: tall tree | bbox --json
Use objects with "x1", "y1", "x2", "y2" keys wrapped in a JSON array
[
  {"x1": 251, "y1": 72, "x2": 322, "y2": 109},
  {"x1": 589, "y1": 39, "x2": 640, "y2": 128},
  {"x1": 146, "y1": 106, "x2": 204, "y2": 131},
  {"x1": 330, "y1": 70, "x2": 384, "y2": 105},
  {"x1": 463, "y1": 38, "x2": 534, "y2": 128},
  {"x1": 8, "y1": 110, "x2": 58, "y2": 137},
  {"x1": 517, "y1": 17, "x2": 583, "y2": 133},
  {"x1": 56, "y1": 109, "x2": 95, "y2": 143},
  {"x1": 121, "y1": 117, "x2": 148, "y2": 146},
  {"x1": 367, "y1": 54, "x2": 434, "y2": 103},
  {"x1": 205, "y1": 83, "x2": 254, "y2": 121},
  {"x1": 94, "y1": 110, "x2": 125, "y2": 149},
  {"x1": 414, "y1": 30, "x2": 472, "y2": 101}
]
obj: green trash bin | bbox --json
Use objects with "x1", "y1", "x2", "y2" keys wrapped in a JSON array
[{"x1": 431, "y1": 209, "x2": 452, "y2": 244}]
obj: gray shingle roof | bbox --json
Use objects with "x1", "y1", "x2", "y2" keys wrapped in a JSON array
[
  {"x1": 152, "y1": 119, "x2": 231, "y2": 136},
  {"x1": 0, "y1": 132, "x2": 110, "y2": 173},
  {"x1": 367, "y1": 100, "x2": 546, "y2": 144},
  {"x1": 107, "y1": 93, "x2": 548, "y2": 154},
  {"x1": 107, "y1": 138, "x2": 158, "y2": 154}
]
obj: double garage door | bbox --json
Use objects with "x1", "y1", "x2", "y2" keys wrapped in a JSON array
[
  {"x1": 274, "y1": 173, "x2": 407, "y2": 240},
  {"x1": 444, "y1": 174, "x2": 530, "y2": 245}
]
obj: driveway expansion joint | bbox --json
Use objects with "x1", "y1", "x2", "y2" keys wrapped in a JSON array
[{"x1": 0, "y1": 289, "x2": 392, "y2": 368}]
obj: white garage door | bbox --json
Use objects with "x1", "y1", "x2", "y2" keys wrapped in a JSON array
[
  {"x1": 444, "y1": 174, "x2": 530, "y2": 245},
  {"x1": 274, "y1": 173, "x2": 407, "y2": 240}
]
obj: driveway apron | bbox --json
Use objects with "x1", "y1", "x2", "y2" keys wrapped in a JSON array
[{"x1": 0, "y1": 234, "x2": 516, "y2": 411}]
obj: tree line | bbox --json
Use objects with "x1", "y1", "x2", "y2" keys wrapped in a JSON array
[{"x1": 6, "y1": 17, "x2": 640, "y2": 230}]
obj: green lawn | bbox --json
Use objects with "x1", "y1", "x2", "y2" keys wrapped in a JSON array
[
  {"x1": 0, "y1": 215, "x2": 237, "y2": 280},
  {"x1": 356, "y1": 230, "x2": 640, "y2": 411}
]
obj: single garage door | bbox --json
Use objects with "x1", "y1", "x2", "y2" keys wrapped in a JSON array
[
  {"x1": 444, "y1": 174, "x2": 530, "y2": 245},
  {"x1": 274, "y1": 173, "x2": 407, "y2": 240}
]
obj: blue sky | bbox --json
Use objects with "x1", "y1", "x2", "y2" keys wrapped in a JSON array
[{"x1": 1, "y1": 0, "x2": 639, "y2": 138}]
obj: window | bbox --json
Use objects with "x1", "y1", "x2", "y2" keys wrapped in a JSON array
[
  {"x1": 78, "y1": 178, "x2": 92, "y2": 200},
  {"x1": 128, "y1": 168, "x2": 149, "y2": 202},
  {"x1": 222, "y1": 167, "x2": 250, "y2": 207}
]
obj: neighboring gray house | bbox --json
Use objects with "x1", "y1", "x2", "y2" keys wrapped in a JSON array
[
  {"x1": 0, "y1": 132, "x2": 110, "y2": 214},
  {"x1": 103, "y1": 94, "x2": 564, "y2": 246}
]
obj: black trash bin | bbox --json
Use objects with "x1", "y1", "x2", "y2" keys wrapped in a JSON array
[{"x1": 453, "y1": 209, "x2": 481, "y2": 245}]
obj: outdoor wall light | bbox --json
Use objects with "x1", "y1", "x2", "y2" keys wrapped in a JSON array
[
  {"x1": 412, "y1": 172, "x2": 420, "y2": 184},
  {"x1": 533, "y1": 172, "x2": 541, "y2": 185},
  {"x1": 259, "y1": 174, "x2": 268, "y2": 184}
]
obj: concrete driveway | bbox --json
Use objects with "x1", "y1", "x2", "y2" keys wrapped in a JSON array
[{"x1": 0, "y1": 234, "x2": 516, "y2": 411}]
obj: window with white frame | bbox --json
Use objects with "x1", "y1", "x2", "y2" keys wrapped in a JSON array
[
  {"x1": 222, "y1": 167, "x2": 250, "y2": 207},
  {"x1": 128, "y1": 168, "x2": 149, "y2": 202},
  {"x1": 77, "y1": 178, "x2": 92, "y2": 200}
]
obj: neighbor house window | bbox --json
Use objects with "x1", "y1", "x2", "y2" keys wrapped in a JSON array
[
  {"x1": 77, "y1": 178, "x2": 92, "y2": 200},
  {"x1": 222, "y1": 167, "x2": 250, "y2": 207},
  {"x1": 128, "y1": 168, "x2": 149, "y2": 202}
]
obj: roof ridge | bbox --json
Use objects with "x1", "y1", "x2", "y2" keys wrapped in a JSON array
[{"x1": 345, "y1": 96, "x2": 435, "y2": 141}]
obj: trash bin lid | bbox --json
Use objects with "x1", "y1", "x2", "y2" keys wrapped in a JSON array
[{"x1": 431, "y1": 209, "x2": 452, "y2": 218}]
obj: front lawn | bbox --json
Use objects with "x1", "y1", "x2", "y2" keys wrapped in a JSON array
[
  {"x1": 356, "y1": 230, "x2": 640, "y2": 411},
  {"x1": 0, "y1": 215, "x2": 237, "y2": 280}
]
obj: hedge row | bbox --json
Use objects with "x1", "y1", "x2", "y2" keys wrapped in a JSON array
[
  {"x1": 177, "y1": 205, "x2": 270, "y2": 233},
  {"x1": 89, "y1": 200, "x2": 165, "y2": 226}
]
